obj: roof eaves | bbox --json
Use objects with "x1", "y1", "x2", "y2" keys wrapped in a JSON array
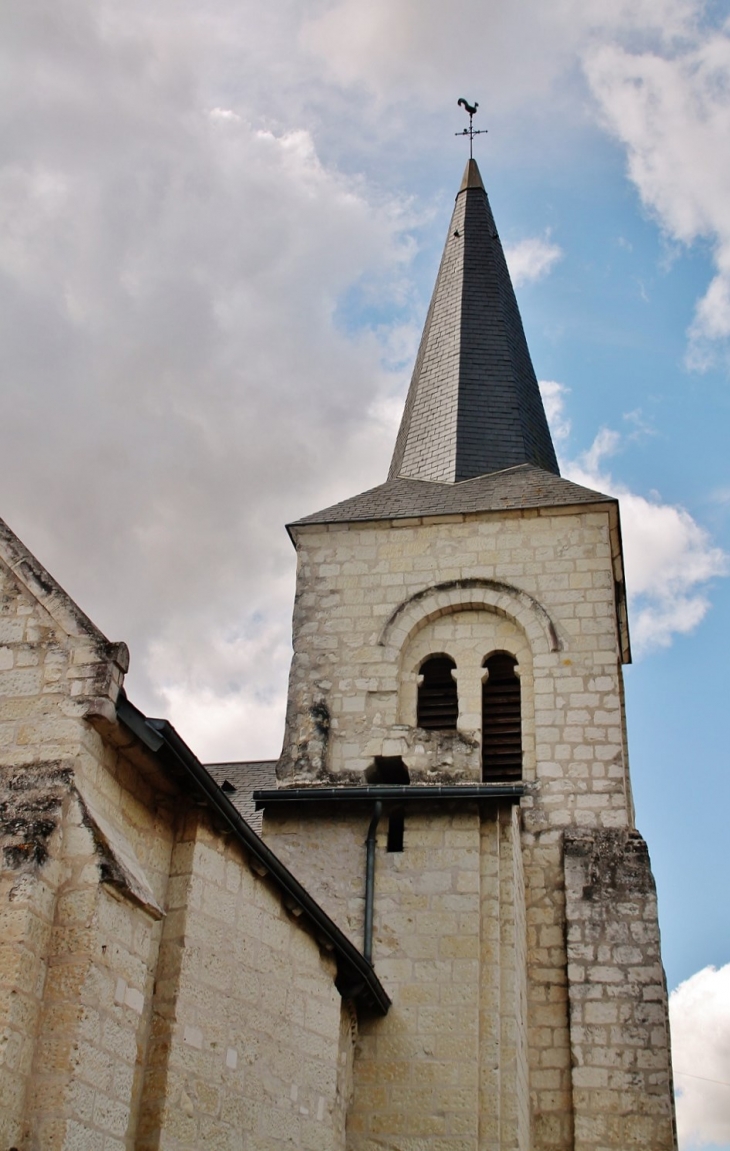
[
  {"x1": 289, "y1": 483, "x2": 617, "y2": 532},
  {"x1": 116, "y1": 695, "x2": 390, "y2": 1016},
  {"x1": 607, "y1": 501, "x2": 632, "y2": 665}
]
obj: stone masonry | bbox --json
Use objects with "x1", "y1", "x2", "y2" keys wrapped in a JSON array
[
  {"x1": 564, "y1": 829, "x2": 677, "y2": 1150},
  {"x1": 262, "y1": 489, "x2": 676, "y2": 1148},
  {"x1": 0, "y1": 520, "x2": 370, "y2": 1151},
  {"x1": 279, "y1": 506, "x2": 631, "y2": 817}
]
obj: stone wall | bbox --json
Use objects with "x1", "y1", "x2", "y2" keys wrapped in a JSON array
[
  {"x1": 268, "y1": 497, "x2": 676, "y2": 1150},
  {"x1": 478, "y1": 804, "x2": 530, "y2": 1151},
  {"x1": 138, "y1": 810, "x2": 353, "y2": 1151},
  {"x1": 264, "y1": 800, "x2": 530, "y2": 1151},
  {"x1": 1, "y1": 541, "x2": 355, "y2": 1151},
  {"x1": 564, "y1": 829, "x2": 677, "y2": 1151},
  {"x1": 349, "y1": 803, "x2": 483, "y2": 1149},
  {"x1": 2, "y1": 497, "x2": 677, "y2": 1150},
  {"x1": 263, "y1": 804, "x2": 368, "y2": 949},
  {"x1": 280, "y1": 506, "x2": 633, "y2": 832},
  {"x1": 522, "y1": 831, "x2": 574, "y2": 1151},
  {"x1": 0, "y1": 831, "x2": 61, "y2": 1148},
  {"x1": 1, "y1": 759, "x2": 354, "y2": 1151},
  {"x1": 24, "y1": 796, "x2": 166, "y2": 1151},
  {"x1": 0, "y1": 551, "x2": 138, "y2": 1149}
]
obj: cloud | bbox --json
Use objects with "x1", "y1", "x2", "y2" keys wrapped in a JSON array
[
  {"x1": 539, "y1": 380, "x2": 572, "y2": 443},
  {"x1": 670, "y1": 964, "x2": 730, "y2": 1148},
  {"x1": 301, "y1": 0, "x2": 702, "y2": 113},
  {"x1": 0, "y1": 0, "x2": 418, "y2": 760},
  {"x1": 303, "y1": 0, "x2": 730, "y2": 365},
  {"x1": 504, "y1": 237, "x2": 563, "y2": 286},
  {"x1": 584, "y1": 25, "x2": 730, "y2": 364},
  {"x1": 541, "y1": 384, "x2": 727, "y2": 653},
  {"x1": 210, "y1": 108, "x2": 241, "y2": 122}
]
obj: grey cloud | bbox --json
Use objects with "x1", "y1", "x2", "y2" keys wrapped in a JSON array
[{"x1": 0, "y1": 0, "x2": 416, "y2": 757}]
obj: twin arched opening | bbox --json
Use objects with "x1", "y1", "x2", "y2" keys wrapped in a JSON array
[{"x1": 416, "y1": 650, "x2": 522, "y2": 781}]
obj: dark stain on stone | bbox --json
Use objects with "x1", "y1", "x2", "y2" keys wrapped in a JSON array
[
  {"x1": 565, "y1": 828, "x2": 655, "y2": 899},
  {"x1": 309, "y1": 702, "x2": 331, "y2": 739},
  {"x1": 0, "y1": 761, "x2": 73, "y2": 870},
  {"x1": 278, "y1": 699, "x2": 332, "y2": 780}
]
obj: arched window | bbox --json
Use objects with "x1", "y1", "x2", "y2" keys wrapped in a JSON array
[
  {"x1": 417, "y1": 656, "x2": 458, "y2": 730},
  {"x1": 481, "y1": 652, "x2": 522, "y2": 781}
]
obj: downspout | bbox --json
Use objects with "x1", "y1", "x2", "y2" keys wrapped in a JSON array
[{"x1": 363, "y1": 801, "x2": 383, "y2": 964}]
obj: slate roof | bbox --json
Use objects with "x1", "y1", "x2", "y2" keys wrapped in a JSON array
[
  {"x1": 205, "y1": 760, "x2": 278, "y2": 832},
  {"x1": 291, "y1": 464, "x2": 613, "y2": 528},
  {"x1": 118, "y1": 697, "x2": 389, "y2": 1014},
  {"x1": 388, "y1": 158, "x2": 559, "y2": 484}
]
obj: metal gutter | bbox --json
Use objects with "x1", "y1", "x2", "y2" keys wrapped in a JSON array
[
  {"x1": 116, "y1": 694, "x2": 391, "y2": 1017},
  {"x1": 255, "y1": 783, "x2": 524, "y2": 808},
  {"x1": 363, "y1": 802, "x2": 383, "y2": 965}
]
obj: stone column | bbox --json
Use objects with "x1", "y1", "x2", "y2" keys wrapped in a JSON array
[
  {"x1": 564, "y1": 829, "x2": 677, "y2": 1151},
  {"x1": 479, "y1": 805, "x2": 530, "y2": 1151}
]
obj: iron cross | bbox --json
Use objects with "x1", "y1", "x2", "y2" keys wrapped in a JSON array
[{"x1": 455, "y1": 98, "x2": 487, "y2": 159}]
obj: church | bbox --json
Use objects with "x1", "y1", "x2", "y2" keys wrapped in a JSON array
[{"x1": 0, "y1": 157, "x2": 677, "y2": 1150}]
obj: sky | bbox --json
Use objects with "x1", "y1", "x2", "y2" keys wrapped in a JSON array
[{"x1": 1, "y1": 1, "x2": 729, "y2": 1143}]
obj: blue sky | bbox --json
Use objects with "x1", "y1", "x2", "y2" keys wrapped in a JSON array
[
  {"x1": 481, "y1": 135, "x2": 730, "y2": 994},
  {"x1": 1, "y1": 0, "x2": 729, "y2": 1142}
]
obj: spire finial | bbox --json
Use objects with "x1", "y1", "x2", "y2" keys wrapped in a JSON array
[{"x1": 456, "y1": 98, "x2": 487, "y2": 160}]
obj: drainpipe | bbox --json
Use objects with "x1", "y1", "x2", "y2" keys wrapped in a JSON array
[{"x1": 363, "y1": 801, "x2": 383, "y2": 964}]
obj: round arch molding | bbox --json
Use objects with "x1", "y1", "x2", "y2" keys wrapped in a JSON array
[{"x1": 378, "y1": 578, "x2": 561, "y2": 657}]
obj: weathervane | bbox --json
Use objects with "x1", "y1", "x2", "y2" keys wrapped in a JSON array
[{"x1": 455, "y1": 98, "x2": 487, "y2": 159}]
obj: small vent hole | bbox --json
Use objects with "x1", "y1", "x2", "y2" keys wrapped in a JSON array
[
  {"x1": 387, "y1": 809, "x2": 405, "y2": 853},
  {"x1": 365, "y1": 756, "x2": 410, "y2": 785}
]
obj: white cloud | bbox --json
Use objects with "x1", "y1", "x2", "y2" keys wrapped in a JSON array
[
  {"x1": 670, "y1": 964, "x2": 730, "y2": 1148},
  {"x1": 151, "y1": 616, "x2": 294, "y2": 762},
  {"x1": 301, "y1": 0, "x2": 702, "y2": 112},
  {"x1": 504, "y1": 237, "x2": 563, "y2": 286},
  {"x1": 210, "y1": 108, "x2": 241, "y2": 122},
  {"x1": 584, "y1": 25, "x2": 730, "y2": 363},
  {"x1": 539, "y1": 380, "x2": 572, "y2": 443},
  {"x1": 542, "y1": 384, "x2": 727, "y2": 653},
  {"x1": 0, "y1": 0, "x2": 418, "y2": 761},
  {"x1": 303, "y1": 0, "x2": 730, "y2": 365}
]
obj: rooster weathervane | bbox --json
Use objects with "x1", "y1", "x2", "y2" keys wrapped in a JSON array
[{"x1": 455, "y1": 98, "x2": 487, "y2": 159}]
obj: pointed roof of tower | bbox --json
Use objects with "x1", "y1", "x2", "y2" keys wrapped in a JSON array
[
  {"x1": 389, "y1": 157, "x2": 558, "y2": 483},
  {"x1": 293, "y1": 157, "x2": 617, "y2": 531}
]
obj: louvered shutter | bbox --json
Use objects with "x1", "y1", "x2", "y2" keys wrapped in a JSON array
[
  {"x1": 482, "y1": 653, "x2": 522, "y2": 781},
  {"x1": 417, "y1": 656, "x2": 458, "y2": 730}
]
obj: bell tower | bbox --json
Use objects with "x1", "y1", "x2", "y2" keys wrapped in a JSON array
[{"x1": 255, "y1": 158, "x2": 677, "y2": 1151}]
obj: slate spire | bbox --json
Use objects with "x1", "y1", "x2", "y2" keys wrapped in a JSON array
[{"x1": 389, "y1": 158, "x2": 559, "y2": 482}]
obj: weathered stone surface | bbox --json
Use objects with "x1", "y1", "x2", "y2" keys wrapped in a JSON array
[
  {"x1": 138, "y1": 813, "x2": 353, "y2": 1151},
  {"x1": 564, "y1": 829, "x2": 677, "y2": 1151},
  {"x1": 0, "y1": 527, "x2": 358, "y2": 1151},
  {"x1": 265, "y1": 486, "x2": 674, "y2": 1150},
  {"x1": 279, "y1": 507, "x2": 632, "y2": 830}
]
